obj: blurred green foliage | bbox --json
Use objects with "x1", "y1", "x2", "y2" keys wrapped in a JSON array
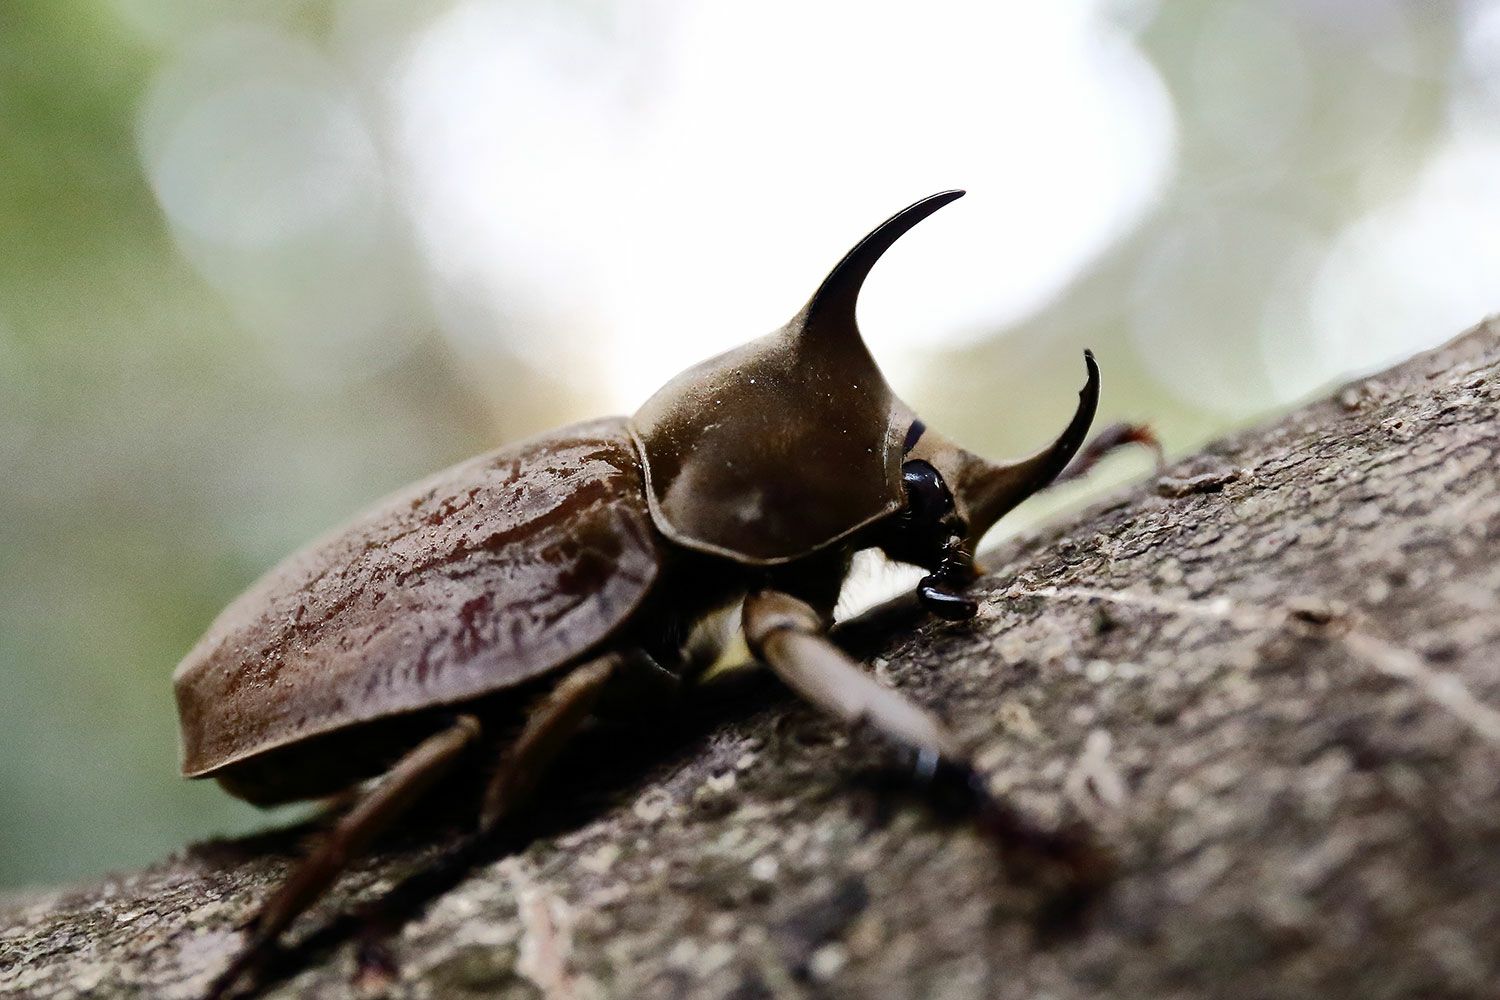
[{"x1": 0, "y1": 1, "x2": 504, "y2": 885}]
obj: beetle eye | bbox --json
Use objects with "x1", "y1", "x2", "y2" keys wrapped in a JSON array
[{"x1": 902, "y1": 419, "x2": 926, "y2": 454}]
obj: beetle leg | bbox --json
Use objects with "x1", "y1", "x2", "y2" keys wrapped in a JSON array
[
  {"x1": 742, "y1": 589, "x2": 1111, "y2": 884},
  {"x1": 594, "y1": 648, "x2": 682, "y2": 720},
  {"x1": 337, "y1": 656, "x2": 623, "y2": 986},
  {"x1": 206, "y1": 714, "x2": 482, "y2": 1000},
  {"x1": 479, "y1": 655, "x2": 617, "y2": 833},
  {"x1": 745, "y1": 590, "x2": 962, "y2": 758},
  {"x1": 1050, "y1": 421, "x2": 1165, "y2": 485}
]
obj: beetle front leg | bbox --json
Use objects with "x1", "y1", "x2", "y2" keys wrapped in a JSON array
[
  {"x1": 743, "y1": 590, "x2": 1111, "y2": 887},
  {"x1": 745, "y1": 590, "x2": 962, "y2": 759}
]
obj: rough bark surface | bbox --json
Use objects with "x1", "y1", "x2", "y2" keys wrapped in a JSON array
[{"x1": 5, "y1": 321, "x2": 1500, "y2": 1000}]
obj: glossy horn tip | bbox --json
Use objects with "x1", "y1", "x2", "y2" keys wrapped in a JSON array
[
  {"x1": 802, "y1": 190, "x2": 969, "y2": 329},
  {"x1": 1082, "y1": 349, "x2": 1099, "y2": 391},
  {"x1": 1068, "y1": 350, "x2": 1102, "y2": 454}
]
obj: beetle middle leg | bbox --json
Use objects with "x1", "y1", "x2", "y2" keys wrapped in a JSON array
[
  {"x1": 241, "y1": 655, "x2": 623, "y2": 996},
  {"x1": 742, "y1": 589, "x2": 1111, "y2": 887},
  {"x1": 207, "y1": 714, "x2": 483, "y2": 999},
  {"x1": 343, "y1": 655, "x2": 622, "y2": 988}
]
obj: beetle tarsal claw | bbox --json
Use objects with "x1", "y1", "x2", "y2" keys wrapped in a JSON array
[{"x1": 921, "y1": 755, "x2": 1116, "y2": 891}]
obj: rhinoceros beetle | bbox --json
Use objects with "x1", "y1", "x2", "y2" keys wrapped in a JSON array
[{"x1": 177, "y1": 190, "x2": 1147, "y2": 996}]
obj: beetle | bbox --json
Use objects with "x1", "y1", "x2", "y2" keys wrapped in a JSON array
[{"x1": 178, "y1": 190, "x2": 1143, "y2": 996}]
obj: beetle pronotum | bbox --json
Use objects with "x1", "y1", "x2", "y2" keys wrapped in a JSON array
[{"x1": 177, "y1": 190, "x2": 1148, "y2": 996}]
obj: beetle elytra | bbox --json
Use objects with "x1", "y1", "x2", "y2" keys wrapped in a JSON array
[{"x1": 179, "y1": 190, "x2": 1140, "y2": 996}]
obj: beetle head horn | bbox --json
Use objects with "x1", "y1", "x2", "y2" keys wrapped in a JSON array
[
  {"x1": 907, "y1": 351, "x2": 1100, "y2": 550},
  {"x1": 792, "y1": 189, "x2": 966, "y2": 359}
]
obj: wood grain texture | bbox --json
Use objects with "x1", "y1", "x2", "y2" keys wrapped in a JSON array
[{"x1": 6, "y1": 320, "x2": 1500, "y2": 1000}]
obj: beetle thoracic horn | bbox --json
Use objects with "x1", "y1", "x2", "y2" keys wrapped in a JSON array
[
  {"x1": 951, "y1": 350, "x2": 1100, "y2": 548},
  {"x1": 796, "y1": 189, "x2": 967, "y2": 352},
  {"x1": 631, "y1": 189, "x2": 970, "y2": 565}
]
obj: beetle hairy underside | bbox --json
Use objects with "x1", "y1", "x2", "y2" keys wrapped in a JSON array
[{"x1": 177, "y1": 190, "x2": 1137, "y2": 999}]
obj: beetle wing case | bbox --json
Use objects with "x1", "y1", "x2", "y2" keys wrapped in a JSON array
[
  {"x1": 631, "y1": 191, "x2": 965, "y2": 565},
  {"x1": 172, "y1": 418, "x2": 664, "y2": 780}
]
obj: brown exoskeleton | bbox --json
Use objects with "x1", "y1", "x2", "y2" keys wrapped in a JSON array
[{"x1": 175, "y1": 190, "x2": 1151, "y2": 997}]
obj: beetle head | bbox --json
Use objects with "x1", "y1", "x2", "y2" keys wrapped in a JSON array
[
  {"x1": 880, "y1": 356, "x2": 1097, "y2": 619},
  {"x1": 631, "y1": 190, "x2": 1097, "y2": 578}
]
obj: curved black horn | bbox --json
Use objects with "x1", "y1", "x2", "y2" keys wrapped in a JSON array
[
  {"x1": 958, "y1": 350, "x2": 1100, "y2": 544},
  {"x1": 801, "y1": 190, "x2": 966, "y2": 337}
]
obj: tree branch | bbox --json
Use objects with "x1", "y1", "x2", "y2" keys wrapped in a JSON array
[{"x1": 5, "y1": 320, "x2": 1500, "y2": 1000}]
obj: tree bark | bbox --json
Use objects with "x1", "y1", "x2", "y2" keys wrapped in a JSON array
[{"x1": 5, "y1": 321, "x2": 1500, "y2": 1000}]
